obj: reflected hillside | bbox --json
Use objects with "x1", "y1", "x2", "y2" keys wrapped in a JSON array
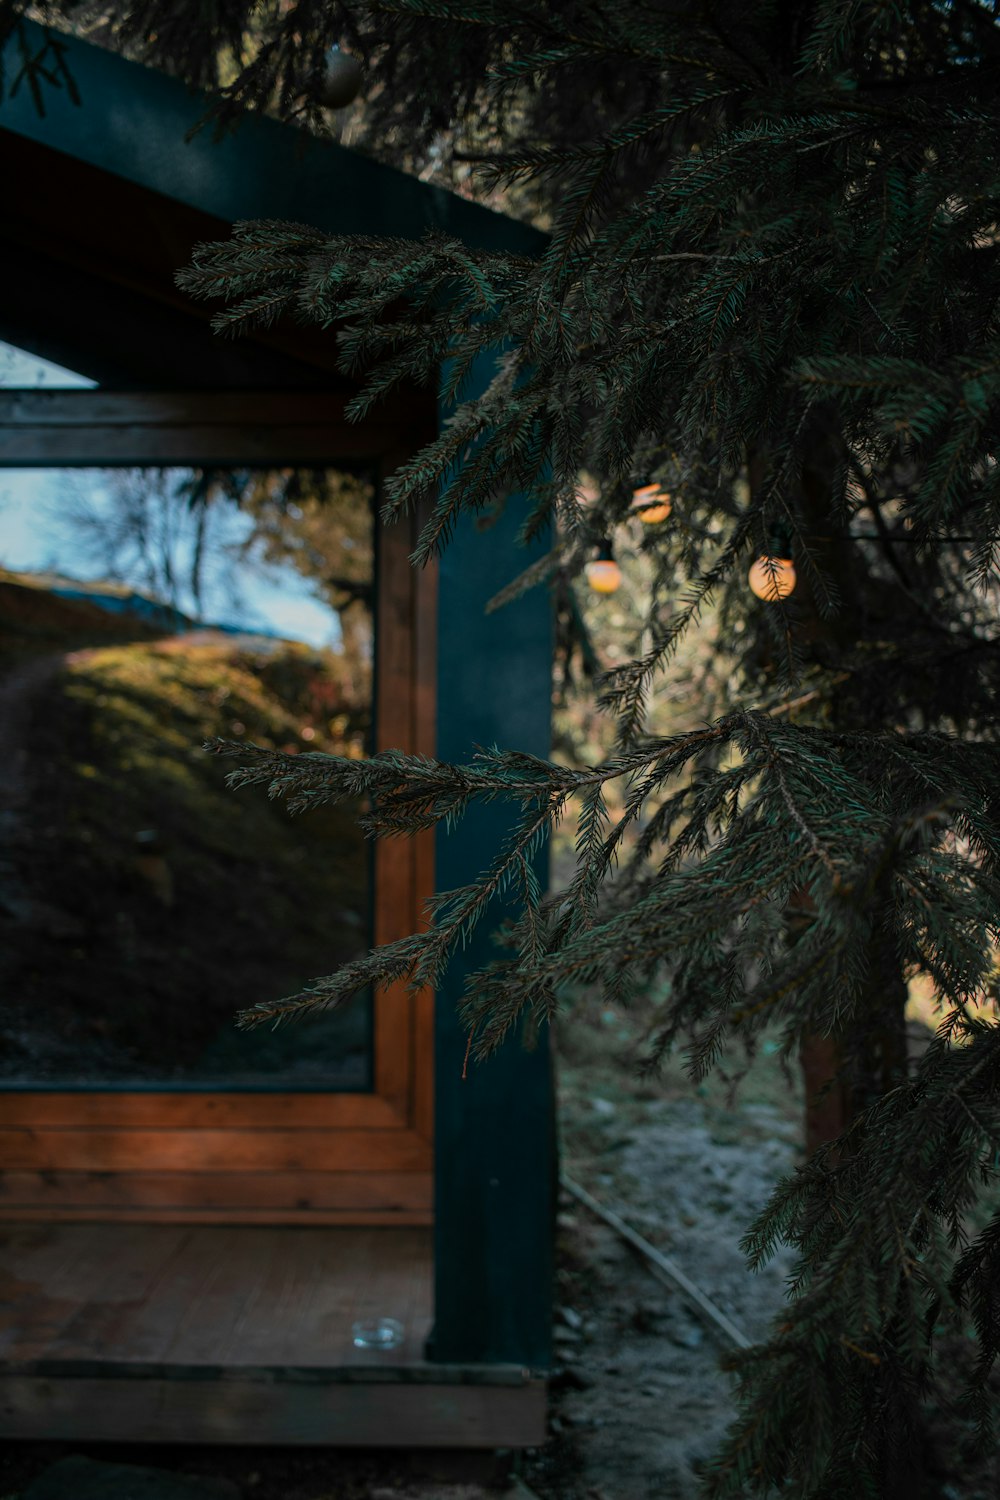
[{"x1": 0, "y1": 573, "x2": 373, "y2": 1089}]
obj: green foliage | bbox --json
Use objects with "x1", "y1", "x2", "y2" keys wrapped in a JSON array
[{"x1": 9, "y1": 0, "x2": 1000, "y2": 1492}]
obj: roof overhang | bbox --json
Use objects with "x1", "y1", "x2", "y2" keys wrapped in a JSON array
[{"x1": 0, "y1": 22, "x2": 542, "y2": 388}]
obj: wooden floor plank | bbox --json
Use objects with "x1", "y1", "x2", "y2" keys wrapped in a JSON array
[
  {"x1": 220, "y1": 1226, "x2": 433, "y2": 1368},
  {"x1": 347, "y1": 1226, "x2": 431, "y2": 1365},
  {"x1": 0, "y1": 1223, "x2": 536, "y2": 1449},
  {"x1": 0, "y1": 1223, "x2": 186, "y2": 1362},
  {"x1": 218, "y1": 1226, "x2": 330, "y2": 1368},
  {"x1": 1, "y1": 1224, "x2": 435, "y2": 1373},
  {"x1": 0, "y1": 1373, "x2": 548, "y2": 1447},
  {"x1": 262, "y1": 1226, "x2": 372, "y2": 1368},
  {"x1": 36, "y1": 1224, "x2": 193, "y2": 1364},
  {"x1": 158, "y1": 1227, "x2": 270, "y2": 1367},
  {"x1": 48, "y1": 1226, "x2": 248, "y2": 1366}
]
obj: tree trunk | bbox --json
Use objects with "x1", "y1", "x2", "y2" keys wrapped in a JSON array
[
  {"x1": 802, "y1": 928, "x2": 909, "y2": 1153},
  {"x1": 801, "y1": 932, "x2": 928, "y2": 1500}
]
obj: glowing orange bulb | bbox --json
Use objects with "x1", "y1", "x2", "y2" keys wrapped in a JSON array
[
  {"x1": 630, "y1": 482, "x2": 672, "y2": 524},
  {"x1": 748, "y1": 555, "x2": 796, "y2": 601},
  {"x1": 585, "y1": 558, "x2": 622, "y2": 594}
]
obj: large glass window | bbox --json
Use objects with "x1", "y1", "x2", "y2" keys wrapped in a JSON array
[{"x1": 0, "y1": 460, "x2": 375, "y2": 1090}]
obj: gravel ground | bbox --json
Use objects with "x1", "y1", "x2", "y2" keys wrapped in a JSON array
[{"x1": 523, "y1": 1035, "x2": 803, "y2": 1500}]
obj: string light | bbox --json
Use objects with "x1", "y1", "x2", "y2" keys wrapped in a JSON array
[
  {"x1": 748, "y1": 555, "x2": 796, "y2": 601},
  {"x1": 585, "y1": 540, "x2": 622, "y2": 594},
  {"x1": 630, "y1": 481, "x2": 672, "y2": 525}
]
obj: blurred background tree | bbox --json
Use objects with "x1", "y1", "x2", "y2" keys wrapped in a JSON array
[{"x1": 46, "y1": 464, "x2": 374, "y2": 686}]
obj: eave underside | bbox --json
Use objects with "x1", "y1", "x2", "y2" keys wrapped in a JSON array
[{"x1": 2, "y1": 130, "x2": 350, "y2": 390}]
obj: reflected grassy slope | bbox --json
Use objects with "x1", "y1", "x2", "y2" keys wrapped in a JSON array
[{"x1": 0, "y1": 579, "x2": 373, "y2": 1087}]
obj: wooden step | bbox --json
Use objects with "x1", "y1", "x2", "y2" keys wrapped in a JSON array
[{"x1": 0, "y1": 1223, "x2": 546, "y2": 1447}]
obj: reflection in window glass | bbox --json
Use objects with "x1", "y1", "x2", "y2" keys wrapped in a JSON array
[
  {"x1": 0, "y1": 339, "x2": 96, "y2": 389},
  {"x1": 0, "y1": 466, "x2": 375, "y2": 1089}
]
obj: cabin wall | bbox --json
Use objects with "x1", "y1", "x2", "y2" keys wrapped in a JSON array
[
  {"x1": 431, "y1": 495, "x2": 555, "y2": 1369},
  {"x1": 1, "y1": 19, "x2": 554, "y2": 1369}
]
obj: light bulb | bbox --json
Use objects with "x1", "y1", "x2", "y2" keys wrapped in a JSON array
[
  {"x1": 630, "y1": 482, "x2": 672, "y2": 525},
  {"x1": 748, "y1": 555, "x2": 796, "y2": 601},
  {"x1": 318, "y1": 46, "x2": 363, "y2": 107},
  {"x1": 585, "y1": 558, "x2": 622, "y2": 594}
]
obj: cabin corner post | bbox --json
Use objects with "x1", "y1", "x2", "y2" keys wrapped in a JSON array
[{"x1": 428, "y1": 487, "x2": 554, "y2": 1369}]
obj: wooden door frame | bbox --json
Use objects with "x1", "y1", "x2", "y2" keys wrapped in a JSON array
[{"x1": 0, "y1": 390, "x2": 436, "y2": 1223}]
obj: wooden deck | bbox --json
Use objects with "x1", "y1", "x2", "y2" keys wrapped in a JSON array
[{"x1": 0, "y1": 1224, "x2": 546, "y2": 1446}]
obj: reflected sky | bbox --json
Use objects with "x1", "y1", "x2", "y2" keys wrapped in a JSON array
[{"x1": 0, "y1": 341, "x2": 341, "y2": 649}]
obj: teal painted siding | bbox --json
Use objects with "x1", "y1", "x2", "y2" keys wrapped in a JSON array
[
  {"x1": 431, "y1": 500, "x2": 555, "y2": 1368},
  {"x1": 2, "y1": 23, "x2": 545, "y2": 256}
]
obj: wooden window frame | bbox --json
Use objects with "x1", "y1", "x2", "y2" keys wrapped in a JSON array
[{"x1": 0, "y1": 391, "x2": 436, "y2": 1223}]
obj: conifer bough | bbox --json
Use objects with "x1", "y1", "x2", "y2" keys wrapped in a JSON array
[{"x1": 9, "y1": 1, "x2": 1000, "y2": 1494}]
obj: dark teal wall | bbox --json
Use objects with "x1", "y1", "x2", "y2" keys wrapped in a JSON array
[
  {"x1": 431, "y1": 508, "x2": 554, "y2": 1368},
  {"x1": 430, "y1": 421, "x2": 555, "y2": 1364}
]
